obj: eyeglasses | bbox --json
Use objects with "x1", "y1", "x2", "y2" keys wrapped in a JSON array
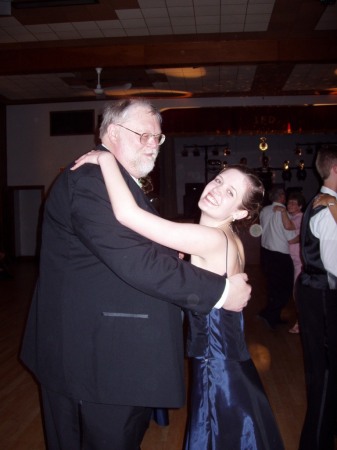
[{"x1": 116, "y1": 124, "x2": 166, "y2": 146}]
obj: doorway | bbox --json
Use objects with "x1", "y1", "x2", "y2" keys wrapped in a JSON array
[{"x1": 6, "y1": 186, "x2": 44, "y2": 259}]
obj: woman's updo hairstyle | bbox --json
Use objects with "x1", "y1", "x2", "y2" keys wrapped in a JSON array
[{"x1": 220, "y1": 164, "x2": 265, "y2": 230}]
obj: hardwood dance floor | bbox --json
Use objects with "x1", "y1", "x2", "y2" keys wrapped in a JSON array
[{"x1": 0, "y1": 260, "x2": 335, "y2": 450}]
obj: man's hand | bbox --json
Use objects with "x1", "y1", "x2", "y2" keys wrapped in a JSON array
[{"x1": 223, "y1": 273, "x2": 251, "y2": 312}]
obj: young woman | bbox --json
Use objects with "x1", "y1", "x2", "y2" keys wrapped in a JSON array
[{"x1": 72, "y1": 150, "x2": 284, "y2": 450}]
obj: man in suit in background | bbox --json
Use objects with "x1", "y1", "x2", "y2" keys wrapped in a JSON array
[
  {"x1": 259, "y1": 187, "x2": 297, "y2": 329},
  {"x1": 20, "y1": 99, "x2": 251, "y2": 450},
  {"x1": 297, "y1": 145, "x2": 337, "y2": 450}
]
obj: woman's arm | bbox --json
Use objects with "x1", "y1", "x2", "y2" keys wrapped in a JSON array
[
  {"x1": 72, "y1": 151, "x2": 221, "y2": 258},
  {"x1": 313, "y1": 193, "x2": 337, "y2": 224},
  {"x1": 288, "y1": 235, "x2": 300, "y2": 245}
]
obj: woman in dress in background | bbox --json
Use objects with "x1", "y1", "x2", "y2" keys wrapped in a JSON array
[
  {"x1": 72, "y1": 150, "x2": 284, "y2": 450},
  {"x1": 274, "y1": 192, "x2": 306, "y2": 334}
]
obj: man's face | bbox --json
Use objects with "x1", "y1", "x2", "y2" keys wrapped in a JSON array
[
  {"x1": 279, "y1": 192, "x2": 286, "y2": 204},
  {"x1": 112, "y1": 106, "x2": 162, "y2": 179}
]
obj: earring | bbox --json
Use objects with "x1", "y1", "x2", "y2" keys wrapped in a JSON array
[{"x1": 232, "y1": 215, "x2": 236, "y2": 222}]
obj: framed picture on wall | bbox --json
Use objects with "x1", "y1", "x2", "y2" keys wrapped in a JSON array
[{"x1": 50, "y1": 110, "x2": 95, "y2": 136}]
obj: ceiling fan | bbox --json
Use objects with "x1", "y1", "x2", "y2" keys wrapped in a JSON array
[
  {"x1": 67, "y1": 67, "x2": 132, "y2": 98},
  {"x1": 93, "y1": 67, "x2": 132, "y2": 98}
]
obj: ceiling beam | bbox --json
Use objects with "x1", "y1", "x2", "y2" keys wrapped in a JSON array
[{"x1": 1, "y1": 36, "x2": 337, "y2": 76}]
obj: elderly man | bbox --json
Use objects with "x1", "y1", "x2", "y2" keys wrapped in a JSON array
[{"x1": 20, "y1": 99, "x2": 251, "y2": 450}]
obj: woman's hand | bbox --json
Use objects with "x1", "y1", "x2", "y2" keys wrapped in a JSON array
[
  {"x1": 313, "y1": 193, "x2": 336, "y2": 209},
  {"x1": 71, "y1": 150, "x2": 111, "y2": 171}
]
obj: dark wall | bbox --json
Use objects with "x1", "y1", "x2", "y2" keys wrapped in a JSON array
[
  {"x1": 0, "y1": 105, "x2": 6, "y2": 254},
  {"x1": 162, "y1": 105, "x2": 337, "y2": 136}
]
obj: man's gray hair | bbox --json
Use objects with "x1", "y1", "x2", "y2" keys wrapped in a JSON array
[
  {"x1": 99, "y1": 98, "x2": 162, "y2": 140},
  {"x1": 268, "y1": 187, "x2": 285, "y2": 203}
]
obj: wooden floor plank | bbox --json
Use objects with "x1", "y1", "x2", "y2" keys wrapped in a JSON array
[{"x1": 0, "y1": 261, "x2": 335, "y2": 450}]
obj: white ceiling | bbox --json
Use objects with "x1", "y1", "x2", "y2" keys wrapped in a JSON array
[{"x1": 0, "y1": 0, "x2": 336, "y2": 104}]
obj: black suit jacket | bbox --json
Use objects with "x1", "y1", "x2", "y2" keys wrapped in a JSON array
[{"x1": 21, "y1": 146, "x2": 225, "y2": 408}]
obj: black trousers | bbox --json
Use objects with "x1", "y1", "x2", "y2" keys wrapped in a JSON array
[
  {"x1": 260, "y1": 247, "x2": 294, "y2": 325},
  {"x1": 41, "y1": 386, "x2": 153, "y2": 450},
  {"x1": 297, "y1": 283, "x2": 337, "y2": 450}
]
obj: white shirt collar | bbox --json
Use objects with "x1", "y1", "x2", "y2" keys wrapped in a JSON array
[{"x1": 320, "y1": 186, "x2": 337, "y2": 198}]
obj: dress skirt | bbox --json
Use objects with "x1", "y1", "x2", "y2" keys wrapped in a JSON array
[
  {"x1": 184, "y1": 308, "x2": 284, "y2": 450},
  {"x1": 184, "y1": 357, "x2": 284, "y2": 450}
]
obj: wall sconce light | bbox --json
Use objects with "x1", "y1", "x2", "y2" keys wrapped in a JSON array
[
  {"x1": 297, "y1": 160, "x2": 307, "y2": 181},
  {"x1": 295, "y1": 145, "x2": 302, "y2": 156},
  {"x1": 282, "y1": 160, "x2": 292, "y2": 181},
  {"x1": 283, "y1": 160, "x2": 290, "y2": 171},
  {"x1": 223, "y1": 161, "x2": 228, "y2": 168},
  {"x1": 223, "y1": 145, "x2": 230, "y2": 156},
  {"x1": 259, "y1": 137, "x2": 268, "y2": 151}
]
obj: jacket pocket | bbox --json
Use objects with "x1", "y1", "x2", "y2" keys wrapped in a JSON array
[{"x1": 102, "y1": 312, "x2": 149, "y2": 319}]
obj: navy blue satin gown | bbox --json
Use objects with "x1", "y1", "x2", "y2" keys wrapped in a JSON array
[{"x1": 184, "y1": 307, "x2": 284, "y2": 450}]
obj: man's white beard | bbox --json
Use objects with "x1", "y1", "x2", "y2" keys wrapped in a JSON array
[{"x1": 134, "y1": 154, "x2": 157, "y2": 178}]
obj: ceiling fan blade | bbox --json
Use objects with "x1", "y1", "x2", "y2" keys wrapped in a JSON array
[
  {"x1": 69, "y1": 68, "x2": 132, "y2": 98},
  {"x1": 107, "y1": 82, "x2": 132, "y2": 90},
  {"x1": 104, "y1": 83, "x2": 132, "y2": 93}
]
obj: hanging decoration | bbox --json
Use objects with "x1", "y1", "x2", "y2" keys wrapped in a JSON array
[
  {"x1": 223, "y1": 145, "x2": 231, "y2": 156},
  {"x1": 259, "y1": 137, "x2": 268, "y2": 151},
  {"x1": 295, "y1": 145, "x2": 302, "y2": 156}
]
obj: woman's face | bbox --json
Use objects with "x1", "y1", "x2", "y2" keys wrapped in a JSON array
[
  {"x1": 287, "y1": 199, "x2": 301, "y2": 215},
  {"x1": 198, "y1": 169, "x2": 248, "y2": 221}
]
